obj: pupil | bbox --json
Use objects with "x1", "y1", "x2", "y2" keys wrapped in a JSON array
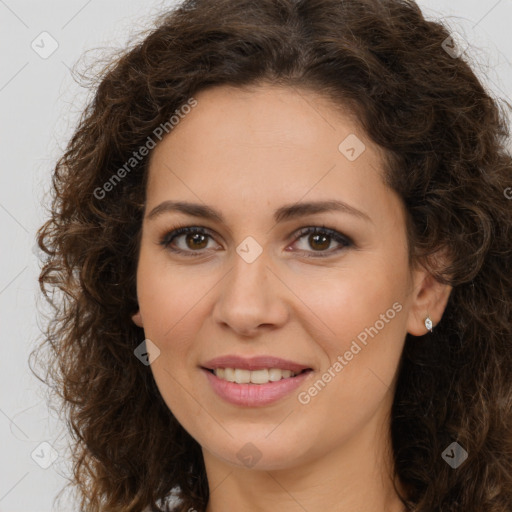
[
  {"x1": 188, "y1": 233, "x2": 207, "y2": 249},
  {"x1": 310, "y1": 233, "x2": 329, "y2": 251}
]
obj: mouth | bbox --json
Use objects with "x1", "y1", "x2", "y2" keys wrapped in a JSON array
[
  {"x1": 202, "y1": 367, "x2": 313, "y2": 384},
  {"x1": 200, "y1": 355, "x2": 314, "y2": 406},
  {"x1": 201, "y1": 366, "x2": 314, "y2": 407}
]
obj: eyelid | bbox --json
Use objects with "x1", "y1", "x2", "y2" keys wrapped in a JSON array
[
  {"x1": 292, "y1": 226, "x2": 353, "y2": 247},
  {"x1": 159, "y1": 225, "x2": 219, "y2": 254},
  {"x1": 158, "y1": 224, "x2": 353, "y2": 257}
]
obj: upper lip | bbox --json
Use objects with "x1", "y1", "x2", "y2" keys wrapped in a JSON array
[{"x1": 201, "y1": 355, "x2": 312, "y2": 373}]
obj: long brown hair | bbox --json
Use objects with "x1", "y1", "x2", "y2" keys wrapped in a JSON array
[{"x1": 33, "y1": 0, "x2": 512, "y2": 510}]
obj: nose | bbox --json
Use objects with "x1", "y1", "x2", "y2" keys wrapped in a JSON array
[{"x1": 212, "y1": 245, "x2": 289, "y2": 338}]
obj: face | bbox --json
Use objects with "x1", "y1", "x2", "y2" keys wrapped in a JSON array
[{"x1": 132, "y1": 83, "x2": 449, "y2": 472}]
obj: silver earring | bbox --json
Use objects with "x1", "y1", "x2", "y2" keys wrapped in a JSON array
[{"x1": 425, "y1": 315, "x2": 433, "y2": 333}]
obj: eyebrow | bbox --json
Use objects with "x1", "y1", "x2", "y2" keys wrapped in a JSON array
[{"x1": 146, "y1": 199, "x2": 372, "y2": 224}]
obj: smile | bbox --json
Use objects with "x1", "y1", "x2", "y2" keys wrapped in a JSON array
[
  {"x1": 202, "y1": 367, "x2": 313, "y2": 407},
  {"x1": 210, "y1": 367, "x2": 308, "y2": 384}
]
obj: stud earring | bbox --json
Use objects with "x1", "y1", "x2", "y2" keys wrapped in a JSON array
[{"x1": 425, "y1": 315, "x2": 433, "y2": 333}]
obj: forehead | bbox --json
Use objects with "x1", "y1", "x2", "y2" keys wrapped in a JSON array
[
  {"x1": 145, "y1": 84, "x2": 401, "y2": 228},
  {"x1": 152, "y1": 84, "x2": 364, "y2": 160}
]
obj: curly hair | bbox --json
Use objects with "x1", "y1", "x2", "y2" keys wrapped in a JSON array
[{"x1": 33, "y1": 0, "x2": 512, "y2": 510}]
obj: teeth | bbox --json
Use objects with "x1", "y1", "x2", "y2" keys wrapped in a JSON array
[
  {"x1": 234, "y1": 369, "x2": 251, "y2": 384},
  {"x1": 213, "y1": 367, "x2": 299, "y2": 384},
  {"x1": 270, "y1": 368, "x2": 291, "y2": 381},
  {"x1": 224, "y1": 368, "x2": 235, "y2": 382},
  {"x1": 250, "y1": 369, "x2": 269, "y2": 384}
]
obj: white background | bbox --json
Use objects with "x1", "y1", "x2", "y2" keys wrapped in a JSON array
[{"x1": 1, "y1": 1, "x2": 511, "y2": 510}]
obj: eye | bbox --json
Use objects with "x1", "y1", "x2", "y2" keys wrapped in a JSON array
[
  {"x1": 159, "y1": 225, "x2": 353, "y2": 258},
  {"x1": 289, "y1": 226, "x2": 353, "y2": 257},
  {"x1": 159, "y1": 226, "x2": 219, "y2": 256}
]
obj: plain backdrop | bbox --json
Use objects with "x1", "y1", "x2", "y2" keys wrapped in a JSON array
[{"x1": 1, "y1": 0, "x2": 511, "y2": 510}]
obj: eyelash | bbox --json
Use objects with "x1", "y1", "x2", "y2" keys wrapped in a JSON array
[{"x1": 158, "y1": 224, "x2": 353, "y2": 258}]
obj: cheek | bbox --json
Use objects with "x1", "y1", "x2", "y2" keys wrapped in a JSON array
[
  {"x1": 135, "y1": 243, "x2": 211, "y2": 344},
  {"x1": 295, "y1": 258, "x2": 407, "y2": 352},
  {"x1": 295, "y1": 276, "x2": 406, "y2": 442},
  {"x1": 297, "y1": 252, "x2": 409, "y2": 405},
  {"x1": 135, "y1": 250, "x2": 207, "y2": 418}
]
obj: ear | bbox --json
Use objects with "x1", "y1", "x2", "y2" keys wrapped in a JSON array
[
  {"x1": 406, "y1": 263, "x2": 452, "y2": 336},
  {"x1": 132, "y1": 309, "x2": 144, "y2": 328}
]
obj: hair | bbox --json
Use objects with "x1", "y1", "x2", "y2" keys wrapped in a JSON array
[{"x1": 33, "y1": 0, "x2": 512, "y2": 510}]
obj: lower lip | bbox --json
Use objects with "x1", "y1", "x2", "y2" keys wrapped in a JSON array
[{"x1": 202, "y1": 368, "x2": 312, "y2": 407}]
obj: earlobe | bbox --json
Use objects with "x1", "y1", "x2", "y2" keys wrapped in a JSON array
[
  {"x1": 132, "y1": 310, "x2": 144, "y2": 328},
  {"x1": 406, "y1": 268, "x2": 452, "y2": 336}
]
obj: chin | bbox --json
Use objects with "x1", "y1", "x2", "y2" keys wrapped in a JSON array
[{"x1": 202, "y1": 433, "x2": 312, "y2": 472}]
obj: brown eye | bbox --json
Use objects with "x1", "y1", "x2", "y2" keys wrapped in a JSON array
[
  {"x1": 160, "y1": 227, "x2": 218, "y2": 255},
  {"x1": 160, "y1": 225, "x2": 353, "y2": 258},
  {"x1": 291, "y1": 226, "x2": 353, "y2": 257},
  {"x1": 185, "y1": 232, "x2": 209, "y2": 250},
  {"x1": 308, "y1": 232, "x2": 331, "y2": 251}
]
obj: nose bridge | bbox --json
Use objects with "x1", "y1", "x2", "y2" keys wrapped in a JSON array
[
  {"x1": 225, "y1": 240, "x2": 272, "y2": 306},
  {"x1": 213, "y1": 239, "x2": 287, "y2": 333}
]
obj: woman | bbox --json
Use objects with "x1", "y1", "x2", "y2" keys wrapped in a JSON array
[{"x1": 34, "y1": 0, "x2": 512, "y2": 510}]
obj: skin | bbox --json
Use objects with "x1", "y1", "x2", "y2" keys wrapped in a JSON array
[{"x1": 132, "y1": 83, "x2": 452, "y2": 512}]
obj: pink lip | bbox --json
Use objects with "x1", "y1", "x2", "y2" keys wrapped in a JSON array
[
  {"x1": 202, "y1": 368, "x2": 313, "y2": 407},
  {"x1": 201, "y1": 355, "x2": 312, "y2": 373}
]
